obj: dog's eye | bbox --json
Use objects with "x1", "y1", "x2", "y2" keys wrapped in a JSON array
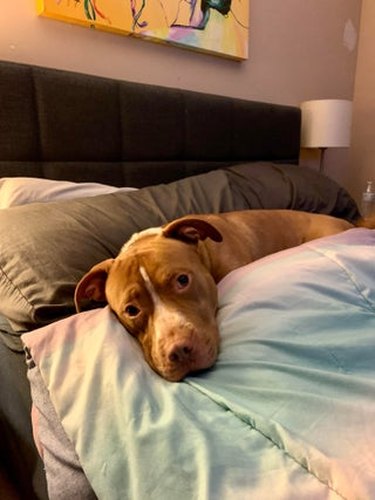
[
  {"x1": 176, "y1": 274, "x2": 190, "y2": 289},
  {"x1": 125, "y1": 304, "x2": 140, "y2": 317}
]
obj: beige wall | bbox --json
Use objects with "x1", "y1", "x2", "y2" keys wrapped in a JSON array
[
  {"x1": 349, "y1": 0, "x2": 375, "y2": 204},
  {"x1": 0, "y1": 1, "x2": 362, "y2": 185}
]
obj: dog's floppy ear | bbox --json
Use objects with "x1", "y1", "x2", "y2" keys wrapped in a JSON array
[
  {"x1": 163, "y1": 218, "x2": 223, "y2": 244},
  {"x1": 74, "y1": 259, "x2": 114, "y2": 312}
]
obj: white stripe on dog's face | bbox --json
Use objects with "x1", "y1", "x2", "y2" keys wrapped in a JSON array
[
  {"x1": 139, "y1": 266, "x2": 189, "y2": 344},
  {"x1": 139, "y1": 266, "x2": 159, "y2": 304}
]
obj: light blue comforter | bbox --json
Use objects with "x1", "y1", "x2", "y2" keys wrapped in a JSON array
[{"x1": 23, "y1": 228, "x2": 375, "y2": 499}]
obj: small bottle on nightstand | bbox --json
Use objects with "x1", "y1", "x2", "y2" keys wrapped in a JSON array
[{"x1": 361, "y1": 181, "x2": 375, "y2": 219}]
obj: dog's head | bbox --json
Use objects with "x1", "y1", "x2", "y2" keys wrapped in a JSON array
[{"x1": 75, "y1": 217, "x2": 223, "y2": 382}]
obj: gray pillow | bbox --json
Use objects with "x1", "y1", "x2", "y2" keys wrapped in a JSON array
[
  {"x1": 226, "y1": 162, "x2": 360, "y2": 221},
  {"x1": 0, "y1": 169, "x2": 236, "y2": 332},
  {"x1": 0, "y1": 164, "x2": 359, "y2": 332}
]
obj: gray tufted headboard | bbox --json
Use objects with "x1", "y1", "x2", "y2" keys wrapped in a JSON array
[{"x1": 0, "y1": 60, "x2": 301, "y2": 187}]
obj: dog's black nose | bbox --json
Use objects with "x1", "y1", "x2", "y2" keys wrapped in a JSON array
[{"x1": 168, "y1": 342, "x2": 193, "y2": 363}]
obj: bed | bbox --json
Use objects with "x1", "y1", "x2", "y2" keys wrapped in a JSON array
[{"x1": 1, "y1": 60, "x2": 374, "y2": 500}]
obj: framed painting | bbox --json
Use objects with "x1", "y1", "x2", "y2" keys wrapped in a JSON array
[{"x1": 36, "y1": 0, "x2": 249, "y2": 60}]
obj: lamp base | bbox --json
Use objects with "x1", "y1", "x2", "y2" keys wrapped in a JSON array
[{"x1": 319, "y1": 147, "x2": 327, "y2": 173}]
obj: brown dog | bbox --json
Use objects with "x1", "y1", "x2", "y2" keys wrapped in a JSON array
[{"x1": 75, "y1": 209, "x2": 366, "y2": 382}]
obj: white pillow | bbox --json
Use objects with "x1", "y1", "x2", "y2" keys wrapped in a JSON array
[{"x1": 0, "y1": 177, "x2": 137, "y2": 208}]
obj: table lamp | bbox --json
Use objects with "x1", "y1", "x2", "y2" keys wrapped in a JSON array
[{"x1": 300, "y1": 99, "x2": 352, "y2": 172}]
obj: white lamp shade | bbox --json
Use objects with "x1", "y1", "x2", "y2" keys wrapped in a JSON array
[{"x1": 300, "y1": 99, "x2": 352, "y2": 148}]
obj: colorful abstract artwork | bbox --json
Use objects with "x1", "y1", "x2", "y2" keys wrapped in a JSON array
[{"x1": 36, "y1": 0, "x2": 249, "y2": 60}]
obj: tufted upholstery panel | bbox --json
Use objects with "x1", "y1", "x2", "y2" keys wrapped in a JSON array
[{"x1": 0, "y1": 60, "x2": 301, "y2": 187}]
